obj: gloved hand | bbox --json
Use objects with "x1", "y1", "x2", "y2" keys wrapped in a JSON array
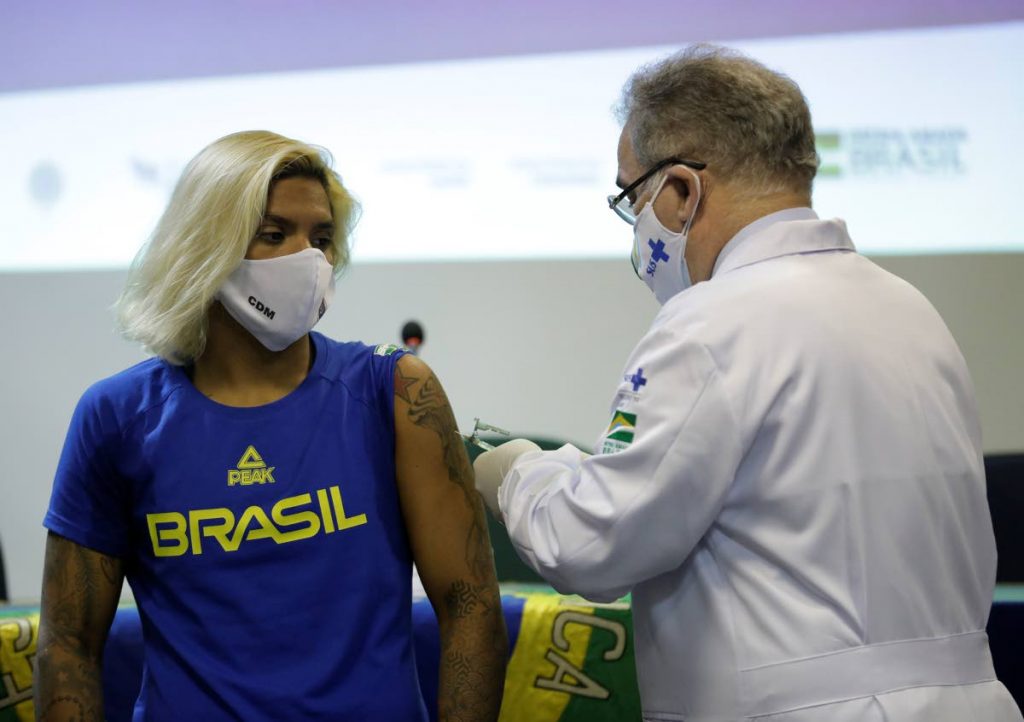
[{"x1": 473, "y1": 438, "x2": 542, "y2": 520}]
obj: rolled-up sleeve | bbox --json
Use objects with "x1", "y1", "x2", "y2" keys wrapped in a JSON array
[{"x1": 498, "y1": 326, "x2": 743, "y2": 602}]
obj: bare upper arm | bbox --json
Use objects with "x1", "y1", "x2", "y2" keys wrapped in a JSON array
[
  {"x1": 392, "y1": 354, "x2": 499, "y2": 619},
  {"x1": 39, "y1": 531, "x2": 124, "y2": 656}
]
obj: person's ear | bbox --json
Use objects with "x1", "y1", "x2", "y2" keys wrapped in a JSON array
[{"x1": 664, "y1": 165, "x2": 703, "y2": 227}]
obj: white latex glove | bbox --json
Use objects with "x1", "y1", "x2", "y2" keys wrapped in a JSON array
[{"x1": 473, "y1": 438, "x2": 542, "y2": 520}]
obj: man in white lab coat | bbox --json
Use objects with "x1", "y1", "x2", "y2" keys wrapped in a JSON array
[{"x1": 474, "y1": 45, "x2": 1022, "y2": 721}]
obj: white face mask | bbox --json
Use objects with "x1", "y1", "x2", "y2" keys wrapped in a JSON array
[
  {"x1": 216, "y1": 248, "x2": 335, "y2": 352},
  {"x1": 631, "y1": 168, "x2": 702, "y2": 305}
]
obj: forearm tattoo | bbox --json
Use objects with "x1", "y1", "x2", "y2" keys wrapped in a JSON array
[
  {"x1": 35, "y1": 535, "x2": 120, "y2": 722},
  {"x1": 444, "y1": 579, "x2": 496, "y2": 619},
  {"x1": 440, "y1": 649, "x2": 497, "y2": 722},
  {"x1": 440, "y1": 580, "x2": 508, "y2": 722}
]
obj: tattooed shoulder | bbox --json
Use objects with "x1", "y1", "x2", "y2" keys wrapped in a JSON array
[
  {"x1": 394, "y1": 359, "x2": 419, "y2": 404},
  {"x1": 393, "y1": 359, "x2": 492, "y2": 579}
]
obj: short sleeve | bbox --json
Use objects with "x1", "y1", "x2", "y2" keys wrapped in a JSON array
[
  {"x1": 369, "y1": 343, "x2": 409, "y2": 426},
  {"x1": 43, "y1": 383, "x2": 132, "y2": 557},
  {"x1": 499, "y1": 320, "x2": 744, "y2": 601}
]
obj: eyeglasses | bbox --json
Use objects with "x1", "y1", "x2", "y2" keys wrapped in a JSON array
[{"x1": 607, "y1": 156, "x2": 707, "y2": 225}]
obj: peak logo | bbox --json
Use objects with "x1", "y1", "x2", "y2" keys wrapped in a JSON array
[{"x1": 228, "y1": 445, "x2": 276, "y2": 486}]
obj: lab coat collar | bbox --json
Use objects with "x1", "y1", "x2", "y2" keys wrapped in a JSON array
[{"x1": 712, "y1": 207, "x2": 856, "y2": 278}]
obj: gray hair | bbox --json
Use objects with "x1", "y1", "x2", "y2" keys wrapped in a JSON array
[{"x1": 617, "y1": 44, "x2": 819, "y2": 197}]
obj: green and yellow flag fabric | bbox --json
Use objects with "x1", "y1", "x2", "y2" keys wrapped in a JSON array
[
  {"x1": 0, "y1": 611, "x2": 37, "y2": 722},
  {"x1": 500, "y1": 593, "x2": 642, "y2": 722},
  {"x1": 0, "y1": 592, "x2": 644, "y2": 722}
]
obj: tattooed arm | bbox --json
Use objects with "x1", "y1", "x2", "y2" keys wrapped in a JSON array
[
  {"x1": 35, "y1": 531, "x2": 123, "y2": 722},
  {"x1": 393, "y1": 354, "x2": 508, "y2": 722}
]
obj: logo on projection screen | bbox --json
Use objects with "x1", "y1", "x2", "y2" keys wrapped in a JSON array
[{"x1": 816, "y1": 128, "x2": 968, "y2": 178}]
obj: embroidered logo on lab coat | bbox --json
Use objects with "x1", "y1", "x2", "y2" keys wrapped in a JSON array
[
  {"x1": 623, "y1": 368, "x2": 648, "y2": 393},
  {"x1": 602, "y1": 410, "x2": 637, "y2": 455}
]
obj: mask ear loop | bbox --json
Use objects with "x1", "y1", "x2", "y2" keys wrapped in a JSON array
[
  {"x1": 677, "y1": 166, "x2": 703, "y2": 238},
  {"x1": 644, "y1": 167, "x2": 702, "y2": 236},
  {"x1": 643, "y1": 172, "x2": 671, "y2": 213}
]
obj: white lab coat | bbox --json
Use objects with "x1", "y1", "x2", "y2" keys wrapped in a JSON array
[{"x1": 499, "y1": 209, "x2": 1022, "y2": 721}]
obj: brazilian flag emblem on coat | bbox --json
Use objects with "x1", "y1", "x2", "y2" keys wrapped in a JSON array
[
  {"x1": 602, "y1": 410, "x2": 637, "y2": 455},
  {"x1": 605, "y1": 411, "x2": 637, "y2": 443}
]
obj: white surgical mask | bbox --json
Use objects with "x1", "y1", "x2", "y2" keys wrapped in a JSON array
[
  {"x1": 631, "y1": 168, "x2": 702, "y2": 305},
  {"x1": 216, "y1": 248, "x2": 335, "y2": 351}
]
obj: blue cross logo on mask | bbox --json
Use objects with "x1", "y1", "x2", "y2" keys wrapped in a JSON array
[
  {"x1": 628, "y1": 368, "x2": 648, "y2": 392},
  {"x1": 646, "y1": 239, "x2": 670, "y2": 276}
]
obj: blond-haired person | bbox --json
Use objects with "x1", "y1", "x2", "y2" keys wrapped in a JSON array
[
  {"x1": 475, "y1": 46, "x2": 1021, "y2": 721},
  {"x1": 36, "y1": 130, "x2": 507, "y2": 722}
]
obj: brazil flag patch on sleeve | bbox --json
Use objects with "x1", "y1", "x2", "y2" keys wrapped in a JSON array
[
  {"x1": 373, "y1": 343, "x2": 402, "y2": 357},
  {"x1": 601, "y1": 410, "x2": 637, "y2": 455}
]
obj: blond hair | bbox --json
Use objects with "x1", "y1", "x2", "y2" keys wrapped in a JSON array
[
  {"x1": 116, "y1": 130, "x2": 359, "y2": 364},
  {"x1": 617, "y1": 44, "x2": 819, "y2": 197}
]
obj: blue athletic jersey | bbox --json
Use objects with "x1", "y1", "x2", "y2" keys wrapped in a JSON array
[{"x1": 44, "y1": 333, "x2": 429, "y2": 721}]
